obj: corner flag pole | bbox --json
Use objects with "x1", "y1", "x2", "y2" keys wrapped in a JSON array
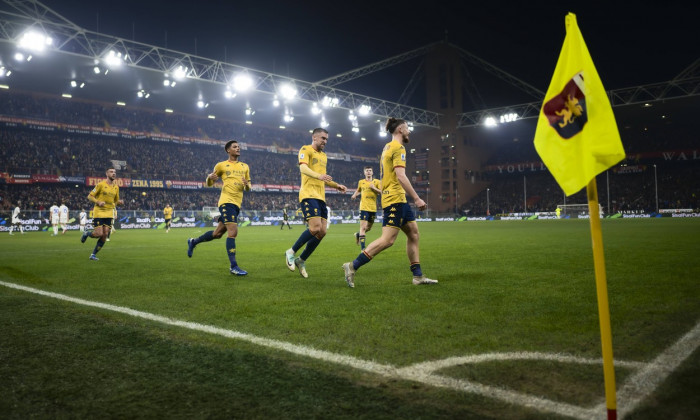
[{"x1": 586, "y1": 178, "x2": 617, "y2": 420}]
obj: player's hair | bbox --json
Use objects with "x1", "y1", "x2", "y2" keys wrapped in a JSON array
[
  {"x1": 385, "y1": 117, "x2": 406, "y2": 134},
  {"x1": 312, "y1": 128, "x2": 328, "y2": 136},
  {"x1": 106, "y1": 166, "x2": 115, "y2": 172},
  {"x1": 364, "y1": 166, "x2": 372, "y2": 170},
  {"x1": 224, "y1": 140, "x2": 238, "y2": 151}
]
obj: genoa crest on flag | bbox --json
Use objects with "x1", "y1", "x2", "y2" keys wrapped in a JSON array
[
  {"x1": 542, "y1": 72, "x2": 588, "y2": 140},
  {"x1": 533, "y1": 13, "x2": 626, "y2": 196}
]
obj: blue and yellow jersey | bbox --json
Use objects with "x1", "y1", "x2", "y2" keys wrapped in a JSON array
[
  {"x1": 89, "y1": 181, "x2": 120, "y2": 218},
  {"x1": 298, "y1": 144, "x2": 327, "y2": 202},
  {"x1": 211, "y1": 160, "x2": 251, "y2": 208},
  {"x1": 357, "y1": 178, "x2": 381, "y2": 212},
  {"x1": 379, "y1": 140, "x2": 407, "y2": 208},
  {"x1": 163, "y1": 206, "x2": 173, "y2": 219}
]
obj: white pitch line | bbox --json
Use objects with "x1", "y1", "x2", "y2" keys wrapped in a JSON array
[
  {"x1": 602, "y1": 320, "x2": 700, "y2": 418},
  {"x1": 1, "y1": 280, "x2": 697, "y2": 420}
]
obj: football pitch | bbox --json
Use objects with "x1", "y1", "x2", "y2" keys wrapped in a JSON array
[{"x1": 1, "y1": 218, "x2": 699, "y2": 419}]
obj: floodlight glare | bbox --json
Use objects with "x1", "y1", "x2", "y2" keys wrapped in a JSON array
[
  {"x1": 358, "y1": 104, "x2": 371, "y2": 116},
  {"x1": 322, "y1": 96, "x2": 339, "y2": 108},
  {"x1": 224, "y1": 89, "x2": 236, "y2": 99},
  {"x1": 173, "y1": 66, "x2": 187, "y2": 80},
  {"x1": 70, "y1": 80, "x2": 77, "y2": 87},
  {"x1": 104, "y1": 50, "x2": 125, "y2": 67},
  {"x1": 499, "y1": 112, "x2": 518, "y2": 123},
  {"x1": 352, "y1": 127, "x2": 360, "y2": 133},
  {"x1": 14, "y1": 52, "x2": 24, "y2": 61},
  {"x1": 233, "y1": 74, "x2": 253, "y2": 92},
  {"x1": 93, "y1": 66, "x2": 101, "y2": 74},
  {"x1": 163, "y1": 79, "x2": 171, "y2": 87},
  {"x1": 197, "y1": 100, "x2": 205, "y2": 108},
  {"x1": 348, "y1": 111, "x2": 357, "y2": 121},
  {"x1": 278, "y1": 83, "x2": 297, "y2": 100},
  {"x1": 18, "y1": 31, "x2": 52, "y2": 51},
  {"x1": 483, "y1": 116, "x2": 498, "y2": 127},
  {"x1": 272, "y1": 96, "x2": 280, "y2": 107}
]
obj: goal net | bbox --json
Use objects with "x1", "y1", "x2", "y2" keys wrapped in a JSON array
[
  {"x1": 202, "y1": 206, "x2": 220, "y2": 219},
  {"x1": 557, "y1": 204, "x2": 603, "y2": 218}
]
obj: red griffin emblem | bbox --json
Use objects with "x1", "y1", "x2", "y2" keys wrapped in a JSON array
[{"x1": 542, "y1": 72, "x2": 588, "y2": 139}]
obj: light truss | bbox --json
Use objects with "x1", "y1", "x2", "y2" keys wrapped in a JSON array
[
  {"x1": 0, "y1": 0, "x2": 442, "y2": 128},
  {"x1": 457, "y1": 77, "x2": 700, "y2": 128}
]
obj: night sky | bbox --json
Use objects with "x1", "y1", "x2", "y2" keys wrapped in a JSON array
[{"x1": 40, "y1": 0, "x2": 697, "y2": 109}]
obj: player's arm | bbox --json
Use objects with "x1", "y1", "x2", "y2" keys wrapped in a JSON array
[
  {"x1": 395, "y1": 166, "x2": 426, "y2": 210},
  {"x1": 115, "y1": 189, "x2": 123, "y2": 206},
  {"x1": 88, "y1": 185, "x2": 105, "y2": 207},
  {"x1": 350, "y1": 182, "x2": 361, "y2": 199},
  {"x1": 206, "y1": 165, "x2": 220, "y2": 187},
  {"x1": 369, "y1": 182, "x2": 382, "y2": 194},
  {"x1": 242, "y1": 166, "x2": 251, "y2": 191}
]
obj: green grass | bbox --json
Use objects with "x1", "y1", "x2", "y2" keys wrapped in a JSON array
[{"x1": 1, "y1": 219, "x2": 699, "y2": 419}]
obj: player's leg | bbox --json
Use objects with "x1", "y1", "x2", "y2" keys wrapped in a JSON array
[
  {"x1": 225, "y1": 222, "x2": 247, "y2": 275},
  {"x1": 401, "y1": 221, "x2": 437, "y2": 285},
  {"x1": 358, "y1": 219, "x2": 369, "y2": 250},
  {"x1": 343, "y1": 225, "x2": 400, "y2": 288},
  {"x1": 52, "y1": 222, "x2": 58, "y2": 236},
  {"x1": 188, "y1": 220, "x2": 225, "y2": 257},
  {"x1": 89, "y1": 224, "x2": 108, "y2": 260}
]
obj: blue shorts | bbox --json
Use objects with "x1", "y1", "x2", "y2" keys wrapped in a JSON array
[
  {"x1": 218, "y1": 203, "x2": 240, "y2": 224},
  {"x1": 93, "y1": 218, "x2": 113, "y2": 228},
  {"x1": 360, "y1": 210, "x2": 376, "y2": 224},
  {"x1": 382, "y1": 202, "x2": 415, "y2": 228},
  {"x1": 300, "y1": 199, "x2": 327, "y2": 221}
]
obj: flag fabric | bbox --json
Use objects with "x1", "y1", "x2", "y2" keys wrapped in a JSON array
[{"x1": 534, "y1": 13, "x2": 626, "y2": 196}]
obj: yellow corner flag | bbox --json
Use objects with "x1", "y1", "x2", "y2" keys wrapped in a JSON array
[{"x1": 534, "y1": 13, "x2": 625, "y2": 196}]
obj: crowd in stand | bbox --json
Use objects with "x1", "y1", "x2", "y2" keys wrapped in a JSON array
[{"x1": 1, "y1": 90, "x2": 697, "y2": 215}]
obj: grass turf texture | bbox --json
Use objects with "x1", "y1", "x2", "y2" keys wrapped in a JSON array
[{"x1": 1, "y1": 218, "x2": 699, "y2": 418}]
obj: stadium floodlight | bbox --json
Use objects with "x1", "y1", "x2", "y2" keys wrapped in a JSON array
[
  {"x1": 278, "y1": 82, "x2": 297, "y2": 100},
  {"x1": 379, "y1": 129, "x2": 387, "y2": 137},
  {"x1": 104, "y1": 50, "x2": 127, "y2": 67},
  {"x1": 93, "y1": 66, "x2": 101, "y2": 74},
  {"x1": 352, "y1": 126, "x2": 360, "y2": 133},
  {"x1": 0, "y1": 84, "x2": 10, "y2": 89},
  {"x1": 165, "y1": 108, "x2": 173, "y2": 113},
  {"x1": 483, "y1": 116, "x2": 498, "y2": 127},
  {"x1": 70, "y1": 80, "x2": 85, "y2": 88},
  {"x1": 196, "y1": 100, "x2": 209, "y2": 108},
  {"x1": 272, "y1": 95, "x2": 280, "y2": 107},
  {"x1": 233, "y1": 73, "x2": 254, "y2": 92},
  {"x1": 311, "y1": 102, "x2": 321, "y2": 115},
  {"x1": 0, "y1": 66, "x2": 10, "y2": 77},
  {"x1": 283, "y1": 111, "x2": 294, "y2": 122},
  {"x1": 61, "y1": 93, "x2": 72, "y2": 98},
  {"x1": 245, "y1": 106, "x2": 255, "y2": 116},
  {"x1": 137, "y1": 89, "x2": 150, "y2": 98},
  {"x1": 357, "y1": 104, "x2": 372, "y2": 116},
  {"x1": 172, "y1": 65, "x2": 188, "y2": 80},
  {"x1": 224, "y1": 89, "x2": 236, "y2": 99},
  {"x1": 116, "y1": 101, "x2": 126, "y2": 106},
  {"x1": 279, "y1": 125, "x2": 286, "y2": 129},
  {"x1": 14, "y1": 52, "x2": 25, "y2": 61},
  {"x1": 499, "y1": 112, "x2": 518, "y2": 123},
  {"x1": 407, "y1": 121, "x2": 414, "y2": 132},
  {"x1": 348, "y1": 110, "x2": 357, "y2": 122},
  {"x1": 322, "y1": 96, "x2": 339, "y2": 108},
  {"x1": 208, "y1": 115, "x2": 216, "y2": 119},
  {"x1": 320, "y1": 117, "x2": 329, "y2": 128},
  {"x1": 18, "y1": 31, "x2": 53, "y2": 52}
]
